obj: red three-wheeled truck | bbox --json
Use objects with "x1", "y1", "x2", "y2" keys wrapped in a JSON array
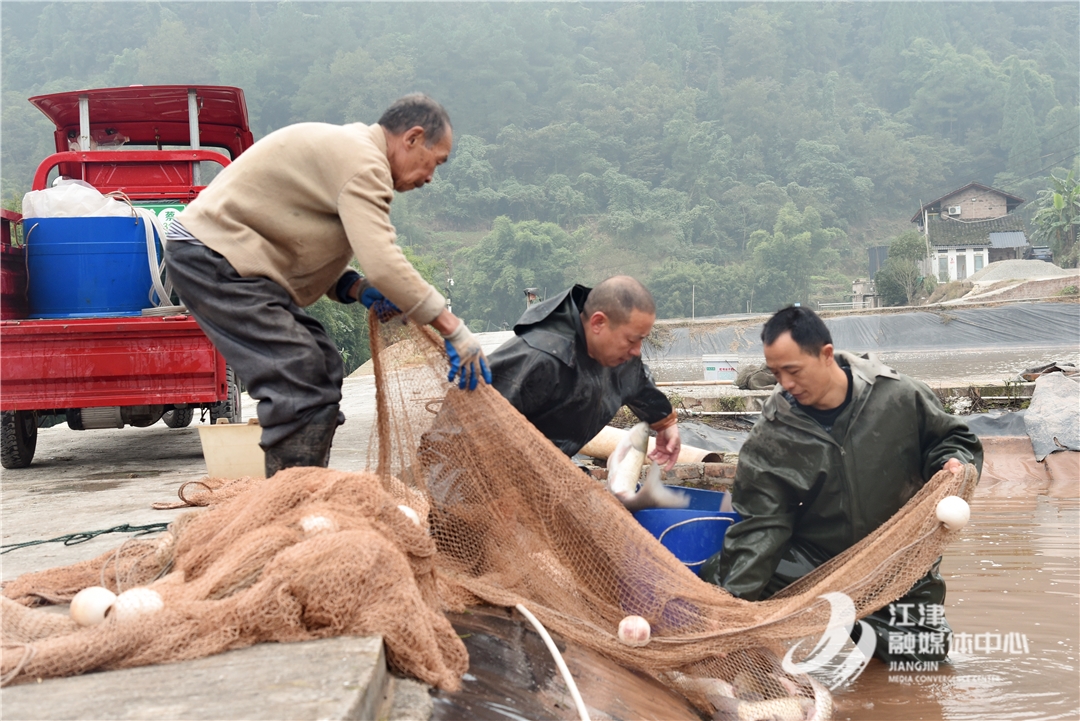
[{"x1": 1, "y1": 85, "x2": 255, "y2": 468}]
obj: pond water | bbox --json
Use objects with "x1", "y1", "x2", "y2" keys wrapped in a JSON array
[
  {"x1": 431, "y1": 489, "x2": 1078, "y2": 720},
  {"x1": 835, "y1": 494, "x2": 1079, "y2": 721}
]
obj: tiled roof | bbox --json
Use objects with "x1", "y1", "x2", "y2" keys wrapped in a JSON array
[{"x1": 927, "y1": 213, "x2": 1028, "y2": 247}]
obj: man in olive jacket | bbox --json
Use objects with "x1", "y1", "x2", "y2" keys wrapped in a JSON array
[{"x1": 700, "y1": 306, "x2": 982, "y2": 663}]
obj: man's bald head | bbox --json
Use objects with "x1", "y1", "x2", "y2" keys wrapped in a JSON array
[
  {"x1": 583, "y1": 276, "x2": 656, "y2": 327},
  {"x1": 580, "y1": 276, "x2": 655, "y2": 367}
]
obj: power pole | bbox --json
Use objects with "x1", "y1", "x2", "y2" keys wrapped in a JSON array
[{"x1": 444, "y1": 258, "x2": 454, "y2": 313}]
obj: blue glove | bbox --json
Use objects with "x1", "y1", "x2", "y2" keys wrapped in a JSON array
[
  {"x1": 443, "y1": 323, "x2": 492, "y2": 391},
  {"x1": 370, "y1": 298, "x2": 402, "y2": 323},
  {"x1": 358, "y1": 285, "x2": 402, "y2": 323},
  {"x1": 335, "y1": 272, "x2": 402, "y2": 322}
]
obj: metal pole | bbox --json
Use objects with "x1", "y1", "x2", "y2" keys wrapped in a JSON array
[
  {"x1": 188, "y1": 89, "x2": 201, "y2": 186},
  {"x1": 922, "y1": 201, "x2": 932, "y2": 278},
  {"x1": 78, "y1": 95, "x2": 90, "y2": 152},
  {"x1": 692, "y1": 284, "x2": 695, "y2": 320}
]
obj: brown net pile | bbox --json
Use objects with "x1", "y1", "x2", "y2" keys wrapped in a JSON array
[
  {"x1": 2, "y1": 316, "x2": 978, "y2": 717},
  {"x1": 2, "y1": 467, "x2": 466, "y2": 690}
]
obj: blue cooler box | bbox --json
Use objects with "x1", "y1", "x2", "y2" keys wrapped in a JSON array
[
  {"x1": 24, "y1": 216, "x2": 156, "y2": 318},
  {"x1": 633, "y1": 487, "x2": 742, "y2": 569}
]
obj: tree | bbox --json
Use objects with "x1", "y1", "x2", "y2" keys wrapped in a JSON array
[
  {"x1": 1031, "y1": 170, "x2": 1080, "y2": 268},
  {"x1": 135, "y1": 14, "x2": 217, "y2": 85},
  {"x1": 738, "y1": 203, "x2": 849, "y2": 311},
  {"x1": 647, "y1": 261, "x2": 719, "y2": 318},
  {"x1": 999, "y1": 62, "x2": 1041, "y2": 176},
  {"x1": 305, "y1": 297, "x2": 369, "y2": 377},
  {"x1": 875, "y1": 258, "x2": 921, "y2": 307},
  {"x1": 790, "y1": 139, "x2": 874, "y2": 214},
  {"x1": 457, "y1": 217, "x2": 575, "y2": 329},
  {"x1": 724, "y1": 5, "x2": 790, "y2": 82},
  {"x1": 888, "y1": 230, "x2": 930, "y2": 263},
  {"x1": 875, "y1": 231, "x2": 928, "y2": 306},
  {"x1": 865, "y1": 3, "x2": 948, "y2": 111},
  {"x1": 748, "y1": 229, "x2": 812, "y2": 311},
  {"x1": 647, "y1": 260, "x2": 752, "y2": 319},
  {"x1": 903, "y1": 41, "x2": 1006, "y2": 146}
]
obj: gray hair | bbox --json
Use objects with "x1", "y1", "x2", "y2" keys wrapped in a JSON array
[
  {"x1": 378, "y1": 94, "x2": 452, "y2": 146},
  {"x1": 583, "y1": 276, "x2": 656, "y2": 326}
]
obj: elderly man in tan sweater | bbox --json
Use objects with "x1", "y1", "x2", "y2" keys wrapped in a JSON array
[{"x1": 164, "y1": 94, "x2": 490, "y2": 477}]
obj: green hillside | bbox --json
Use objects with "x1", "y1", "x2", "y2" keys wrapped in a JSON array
[{"x1": 3, "y1": 2, "x2": 1077, "y2": 333}]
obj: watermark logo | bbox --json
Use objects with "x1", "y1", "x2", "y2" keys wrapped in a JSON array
[
  {"x1": 781, "y1": 596, "x2": 1029, "y2": 688},
  {"x1": 889, "y1": 673, "x2": 1000, "y2": 685},
  {"x1": 782, "y1": 592, "x2": 876, "y2": 689},
  {"x1": 885, "y1": 602, "x2": 947, "y2": 658},
  {"x1": 952, "y1": 631, "x2": 1029, "y2": 655}
]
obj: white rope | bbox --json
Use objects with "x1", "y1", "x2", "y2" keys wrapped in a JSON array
[
  {"x1": 514, "y1": 603, "x2": 590, "y2": 721},
  {"x1": 104, "y1": 190, "x2": 177, "y2": 310},
  {"x1": 132, "y1": 206, "x2": 173, "y2": 308}
]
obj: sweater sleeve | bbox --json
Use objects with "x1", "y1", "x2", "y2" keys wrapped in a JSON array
[
  {"x1": 336, "y1": 168, "x2": 446, "y2": 325},
  {"x1": 327, "y1": 269, "x2": 362, "y2": 303}
]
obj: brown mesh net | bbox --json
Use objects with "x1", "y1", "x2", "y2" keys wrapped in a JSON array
[{"x1": 2, "y1": 315, "x2": 978, "y2": 717}]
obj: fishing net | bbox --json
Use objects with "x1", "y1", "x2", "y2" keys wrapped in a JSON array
[{"x1": 2, "y1": 315, "x2": 978, "y2": 718}]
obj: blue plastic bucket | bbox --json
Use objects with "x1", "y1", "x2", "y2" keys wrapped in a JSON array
[
  {"x1": 24, "y1": 217, "x2": 155, "y2": 318},
  {"x1": 633, "y1": 487, "x2": 742, "y2": 568}
]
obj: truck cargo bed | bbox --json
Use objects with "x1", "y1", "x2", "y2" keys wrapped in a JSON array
[{"x1": 0, "y1": 314, "x2": 226, "y2": 411}]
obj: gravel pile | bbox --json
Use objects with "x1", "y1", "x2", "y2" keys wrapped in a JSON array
[{"x1": 969, "y1": 259, "x2": 1075, "y2": 284}]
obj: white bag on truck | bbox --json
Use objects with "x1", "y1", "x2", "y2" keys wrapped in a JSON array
[{"x1": 22, "y1": 179, "x2": 132, "y2": 219}]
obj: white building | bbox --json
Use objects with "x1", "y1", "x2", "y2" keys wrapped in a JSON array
[{"x1": 911, "y1": 183, "x2": 1029, "y2": 282}]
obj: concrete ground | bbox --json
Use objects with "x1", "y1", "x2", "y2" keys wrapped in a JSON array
[
  {"x1": 0, "y1": 376, "x2": 433, "y2": 720},
  {"x1": 0, "y1": 637, "x2": 420, "y2": 721},
  {"x1": 1, "y1": 376, "x2": 377, "y2": 581}
]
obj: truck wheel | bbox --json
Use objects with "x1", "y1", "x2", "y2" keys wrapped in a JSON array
[
  {"x1": 1, "y1": 411, "x2": 37, "y2": 469},
  {"x1": 162, "y1": 407, "x2": 194, "y2": 428},
  {"x1": 210, "y1": 366, "x2": 242, "y2": 424}
]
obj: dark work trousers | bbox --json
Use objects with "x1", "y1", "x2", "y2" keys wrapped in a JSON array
[{"x1": 164, "y1": 240, "x2": 345, "y2": 449}]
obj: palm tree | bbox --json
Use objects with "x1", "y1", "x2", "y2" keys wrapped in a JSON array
[{"x1": 1031, "y1": 170, "x2": 1080, "y2": 268}]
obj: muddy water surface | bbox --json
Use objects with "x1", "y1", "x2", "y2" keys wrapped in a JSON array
[{"x1": 836, "y1": 495, "x2": 1079, "y2": 721}]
